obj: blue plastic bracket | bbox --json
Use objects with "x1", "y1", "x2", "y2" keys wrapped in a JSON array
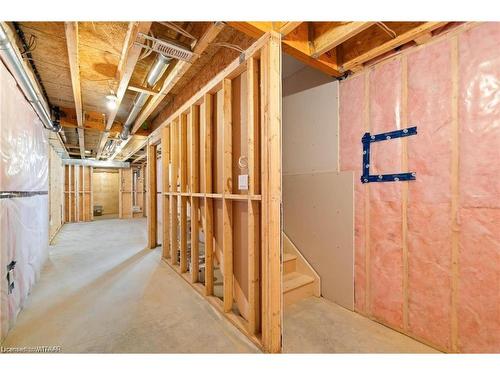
[{"x1": 361, "y1": 126, "x2": 417, "y2": 184}]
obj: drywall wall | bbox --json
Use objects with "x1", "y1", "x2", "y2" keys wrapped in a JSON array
[
  {"x1": 92, "y1": 168, "x2": 119, "y2": 215},
  {"x1": 339, "y1": 22, "x2": 500, "y2": 353},
  {"x1": 49, "y1": 146, "x2": 64, "y2": 241},
  {"x1": 0, "y1": 59, "x2": 49, "y2": 341},
  {"x1": 282, "y1": 60, "x2": 355, "y2": 309}
]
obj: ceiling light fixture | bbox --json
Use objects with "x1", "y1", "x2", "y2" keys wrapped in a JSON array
[{"x1": 106, "y1": 94, "x2": 117, "y2": 110}]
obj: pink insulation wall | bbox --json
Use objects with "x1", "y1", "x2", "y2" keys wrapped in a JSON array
[
  {"x1": 339, "y1": 23, "x2": 500, "y2": 353},
  {"x1": 0, "y1": 60, "x2": 49, "y2": 340}
]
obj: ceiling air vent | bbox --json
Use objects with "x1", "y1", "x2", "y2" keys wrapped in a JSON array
[{"x1": 136, "y1": 33, "x2": 194, "y2": 62}]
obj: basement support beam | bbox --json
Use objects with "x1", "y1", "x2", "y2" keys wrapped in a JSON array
[
  {"x1": 96, "y1": 21, "x2": 152, "y2": 159},
  {"x1": 130, "y1": 22, "x2": 225, "y2": 135},
  {"x1": 64, "y1": 22, "x2": 85, "y2": 159}
]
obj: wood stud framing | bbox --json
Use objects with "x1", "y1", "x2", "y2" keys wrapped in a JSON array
[
  {"x1": 147, "y1": 142, "x2": 158, "y2": 249},
  {"x1": 148, "y1": 33, "x2": 282, "y2": 352},
  {"x1": 64, "y1": 165, "x2": 93, "y2": 222}
]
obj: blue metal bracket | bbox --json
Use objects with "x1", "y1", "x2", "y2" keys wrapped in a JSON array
[{"x1": 361, "y1": 126, "x2": 417, "y2": 184}]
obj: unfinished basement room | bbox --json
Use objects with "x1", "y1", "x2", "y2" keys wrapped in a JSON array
[{"x1": 1, "y1": 3, "x2": 500, "y2": 370}]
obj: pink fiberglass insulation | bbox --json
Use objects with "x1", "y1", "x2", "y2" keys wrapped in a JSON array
[
  {"x1": 458, "y1": 23, "x2": 500, "y2": 352},
  {"x1": 338, "y1": 75, "x2": 367, "y2": 313},
  {"x1": 459, "y1": 23, "x2": 500, "y2": 209},
  {"x1": 368, "y1": 58, "x2": 404, "y2": 328},
  {"x1": 354, "y1": 171, "x2": 366, "y2": 313},
  {"x1": 339, "y1": 74, "x2": 364, "y2": 172},
  {"x1": 369, "y1": 58, "x2": 402, "y2": 202},
  {"x1": 407, "y1": 39, "x2": 452, "y2": 350},
  {"x1": 339, "y1": 23, "x2": 500, "y2": 352},
  {"x1": 458, "y1": 208, "x2": 500, "y2": 352}
]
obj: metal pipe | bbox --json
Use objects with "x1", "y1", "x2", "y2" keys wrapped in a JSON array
[
  {"x1": 62, "y1": 158, "x2": 130, "y2": 168},
  {"x1": 119, "y1": 53, "x2": 171, "y2": 140},
  {"x1": 0, "y1": 23, "x2": 60, "y2": 132}
]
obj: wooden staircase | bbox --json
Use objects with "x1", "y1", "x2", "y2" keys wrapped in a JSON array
[{"x1": 283, "y1": 234, "x2": 321, "y2": 306}]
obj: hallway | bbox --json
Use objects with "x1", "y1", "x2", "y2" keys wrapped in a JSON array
[{"x1": 3, "y1": 219, "x2": 259, "y2": 353}]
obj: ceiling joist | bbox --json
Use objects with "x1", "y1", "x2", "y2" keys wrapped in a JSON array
[
  {"x1": 95, "y1": 21, "x2": 152, "y2": 159},
  {"x1": 64, "y1": 21, "x2": 85, "y2": 159}
]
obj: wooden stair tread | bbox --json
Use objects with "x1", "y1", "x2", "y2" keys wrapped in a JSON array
[
  {"x1": 283, "y1": 272, "x2": 315, "y2": 293},
  {"x1": 283, "y1": 253, "x2": 297, "y2": 262}
]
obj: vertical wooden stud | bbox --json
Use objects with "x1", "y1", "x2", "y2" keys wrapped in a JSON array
[
  {"x1": 203, "y1": 93, "x2": 214, "y2": 295},
  {"x1": 162, "y1": 125, "x2": 171, "y2": 259},
  {"x1": 260, "y1": 31, "x2": 282, "y2": 353},
  {"x1": 222, "y1": 78, "x2": 233, "y2": 312},
  {"x1": 190, "y1": 105, "x2": 200, "y2": 282},
  {"x1": 180, "y1": 113, "x2": 188, "y2": 272},
  {"x1": 247, "y1": 56, "x2": 261, "y2": 334},
  {"x1": 147, "y1": 142, "x2": 158, "y2": 249},
  {"x1": 170, "y1": 120, "x2": 179, "y2": 265}
]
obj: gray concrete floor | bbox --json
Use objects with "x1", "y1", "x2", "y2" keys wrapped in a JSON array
[
  {"x1": 4, "y1": 217, "x2": 439, "y2": 354},
  {"x1": 283, "y1": 296, "x2": 439, "y2": 353},
  {"x1": 2, "y1": 218, "x2": 259, "y2": 353}
]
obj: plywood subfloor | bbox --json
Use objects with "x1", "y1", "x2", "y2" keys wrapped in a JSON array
[
  {"x1": 283, "y1": 296, "x2": 440, "y2": 353},
  {"x1": 2, "y1": 218, "x2": 259, "y2": 353}
]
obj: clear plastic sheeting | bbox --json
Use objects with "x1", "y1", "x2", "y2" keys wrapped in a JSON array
[
  {"x1": 339, "y1": 23, "x2": 500, "y2": 352},
  {"x1": 0, "y1": 60, "x2": 48, "y2": 192},
  {"x1": 0, "y1": 196, "x2": 49, "y2": 337},
  {"x1": 0, "y1": 59, "x2": 49, "y2": 339}
]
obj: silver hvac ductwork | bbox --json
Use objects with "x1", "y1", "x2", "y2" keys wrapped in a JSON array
[
  {"x1": 119, "y1": 53, "x2": 171, "y2": 140},
  {"x1": 0, "y1": 23, "x2": 60, "y2": 133}
]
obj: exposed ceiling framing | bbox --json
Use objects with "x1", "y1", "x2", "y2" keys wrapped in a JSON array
[
  {"x1": 8, "y1": 21, "x2": 451, "y2": 164},
  {"x1": 64, "y1": 22, "x2": 85, "y2": 159},
  {"x1": 228, "y1": 21, "x2": 450, "y2": 75},
  {"x1": 95, "y1": 21, "x2": 152, "y2": 159},
  {"x1": 129, "y1": 22, "x2": 225, "y2": 135}
]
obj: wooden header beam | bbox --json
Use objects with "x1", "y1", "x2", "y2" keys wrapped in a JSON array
[
  {"x1": 64, "y1": 22, "x2": 85, "y2": 159},
  {"x1": 96, "y1": 21, "x2": 152, "y2": 159},
  {"x1": 59, "y1": 107, "x2": 149, "y2": 136},
  {"x1": 228, "y1": 22, "x2": 342, "y2": 77},
  {"x1": 311, "y1": 22, "x2": 374, "y2": 58},
  {"x1": 130, "y1": 22, "x2": 225, "y2": 135},
  {"x1": 340, "y1": 22, "x2": 447, "y2": 71}
]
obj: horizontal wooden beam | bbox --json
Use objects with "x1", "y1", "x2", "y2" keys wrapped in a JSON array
[
  {"x1": 59, "y1": 107, "x2": 150, "y2": 136},
  {"x1": 312, "y1": 22, "x2": 375, "y2": 58},
  {"x1": 127, "y1": 84, "x2": 160, "y2": 96},
  {"x1": 127, "y1": 85, "x2": 160, "y2": 95},
  {"x1": 278, "y1": 22, "x2": 302, "y2": 36},
  {"x1": 227, "y1": 22, "x2": 342, "y2": 77},
  {"x1": 340, "y1": 22, "x2": 447, "y2": 71},
  {"x1": 130, "y1": 22, "x2": 225, "y2": 135}
]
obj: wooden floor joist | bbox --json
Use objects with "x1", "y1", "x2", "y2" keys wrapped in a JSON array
[
  {"x1": 96, "y1": 22, "x2": 152, "y2": 159},
  {"x1": 64, "y1": 22, "x2": 85, "y2": 159}
]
